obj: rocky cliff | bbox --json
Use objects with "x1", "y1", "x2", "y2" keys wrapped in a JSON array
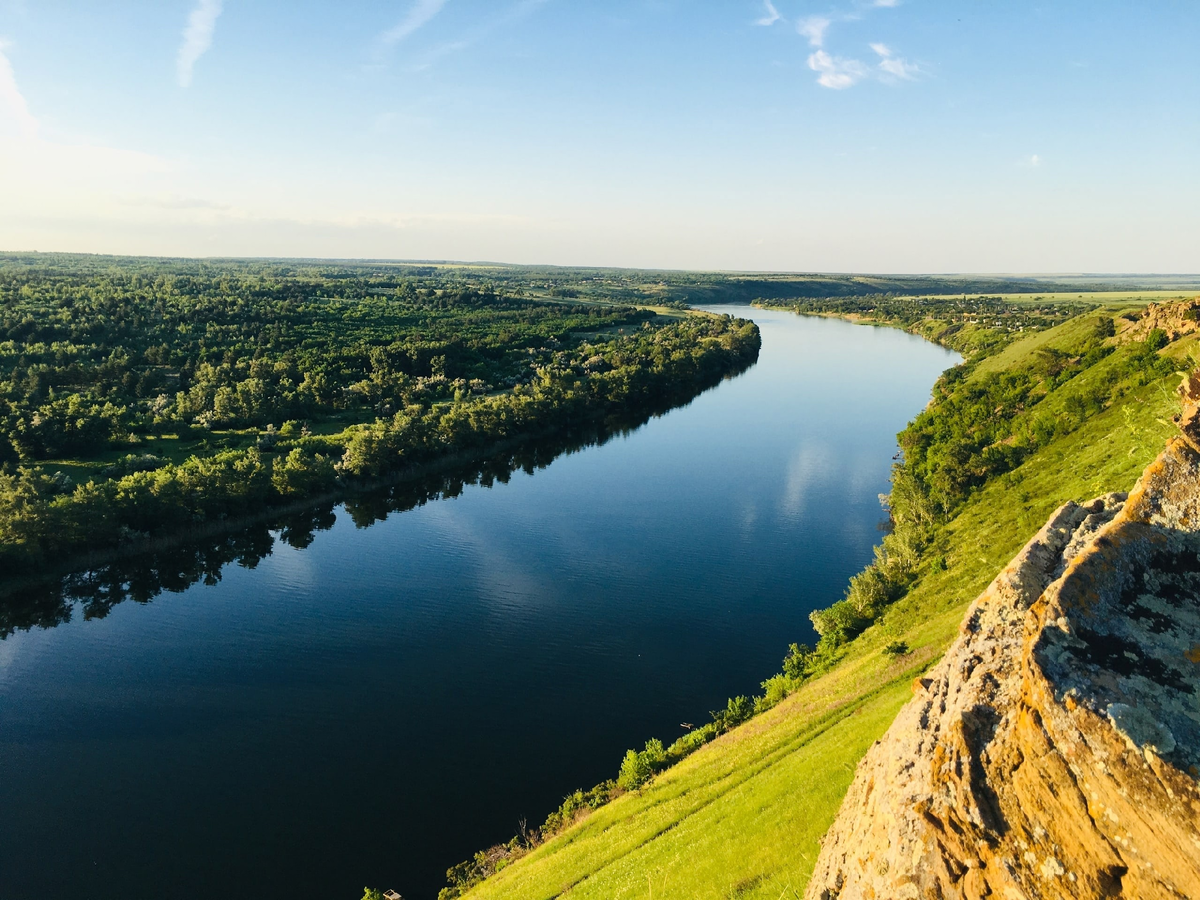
[{"x1": 805, "y1": 376, "x2": 1200, "y2": 900}]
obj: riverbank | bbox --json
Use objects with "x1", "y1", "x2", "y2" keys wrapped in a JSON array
[
  {"x1": 0, "y1": 312, "x2": 759, "y2": 584},
  {"x1": 442, "y1": 297, "x2": 1194, "y2": 900}
]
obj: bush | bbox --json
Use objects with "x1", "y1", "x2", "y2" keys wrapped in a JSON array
[
  {"x1": 617, "y1": 738, "x2": 667, "y2": 791},
  {"x1": 713, "y1": 695, "x2": 753, "y2": 730},
  {"x1": 540, "y1": 782, "x2": 617, "y2": 837},
  {"x1": 782, "y1": 642, "x2": 812, "y2": 679},
  {"x1": 271, "y1": 448, "x2": 337, "y2": 496}
]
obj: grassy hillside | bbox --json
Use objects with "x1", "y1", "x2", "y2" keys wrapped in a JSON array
[{"x1": 445, "y1": 303, "x2": 1195, "y2": 900}]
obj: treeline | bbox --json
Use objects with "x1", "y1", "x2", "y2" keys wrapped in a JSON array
[
  {"x1": 0, "y1": 414, "x2": 674, "y2": 638},
  {"x1": 753, "y1": 293, "x2": 1087, "y2": 357},
  {"x1": 0, "y1": 313, "x2": 759, "y2": 573},
  {"x1": 0, "y1": 256, "x2": 648, "y2": 463}
]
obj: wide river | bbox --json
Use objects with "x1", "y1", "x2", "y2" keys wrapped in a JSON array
[{"x1": 0, "y1": 306, "x2": 957, "y2": 900}]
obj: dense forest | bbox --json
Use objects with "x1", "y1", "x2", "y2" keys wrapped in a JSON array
[{"x1": 0, "y1": 254, "x2": 759, "y2": 576}]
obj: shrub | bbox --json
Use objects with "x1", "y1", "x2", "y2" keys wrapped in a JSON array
[
  {"x1": 540, "y1": 782, "x2": 617, "y2": 837},
  {"x1": 782, "y1": 642, "x2": 812, "y2": 679},
  {"x1": 617, "y1": 738, "x2": 667, "y2": 791},
  {"x1": 271, "y1": 448, "x2": 337, "y2": 496}
]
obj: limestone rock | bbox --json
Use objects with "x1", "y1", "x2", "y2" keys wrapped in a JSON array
[{"x1": 805, "y1": 380, "x2": 1200, "y2": 900}]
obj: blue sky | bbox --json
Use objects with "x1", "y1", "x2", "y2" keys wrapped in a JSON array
[{"x1": 0, "y1": 1, "x2": 1197, "y2": 271}]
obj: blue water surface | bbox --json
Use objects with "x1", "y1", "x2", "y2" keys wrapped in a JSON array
[{"x1": 0, "y1": 306, "x2": 958, "y2": 900}]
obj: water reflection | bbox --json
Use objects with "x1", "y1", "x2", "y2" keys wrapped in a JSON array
[{"x1": 1, "y1": 410, "x2": 711, "y2": 639}]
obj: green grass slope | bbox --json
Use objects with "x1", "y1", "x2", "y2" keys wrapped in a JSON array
[{"x1": 456, "y1": 315, "x2": 1193, "y2": 900}]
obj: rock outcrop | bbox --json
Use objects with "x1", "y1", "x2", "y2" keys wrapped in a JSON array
[
  {"x1": 1121, "y1": 299, "x2": 1200, "y2": 343},
  {"x1": 805, "y1": 378, "x2": 1200, "y2": 900}
]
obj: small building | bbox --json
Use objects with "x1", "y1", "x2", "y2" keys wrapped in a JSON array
[{"x1": 383, "y1": 892, "x2": 403, "y2": 900}]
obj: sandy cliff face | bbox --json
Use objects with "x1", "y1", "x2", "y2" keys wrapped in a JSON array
[{"x1": 805, "y1": 378, "x2": 1200, "y2": 900}]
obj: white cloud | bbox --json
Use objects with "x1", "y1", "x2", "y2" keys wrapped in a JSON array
[
  {"x1": 176, "y1": 0, "x2": 224, "y2": 88},
  {"x1": 807, "y1": 49, "x2": 867, "y2": 89},
  {"x1": 797, "y1": 16, "x2": 831, "y2": 47},
  {"x1": 1025, "y1": 154, "x2": 1042, "y2": 167},
  {"x1": 872, "y1": 0, "x2": 900, "y2": 6},
  {"x1": 0, "y1": 42, "x2": 37, "y2": 138},
  {"x1": 755, "y1": 0, "x2": 782, "y2": 27},
  {"x1": 871, "y1": 42, "x2": 919, "y2": 80},
  {"x1": 381, "y1": 0, "x2": 449, "y2": 45}
]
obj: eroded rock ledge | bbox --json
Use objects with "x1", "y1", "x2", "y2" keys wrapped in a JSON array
[{"x1": 805, "y1": 377, "x2": 1200, "y2": 900}]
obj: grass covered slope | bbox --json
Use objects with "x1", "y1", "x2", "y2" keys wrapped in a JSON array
[{"x1": 452, "y1": 302, "x2": 1195, "y2": 900}]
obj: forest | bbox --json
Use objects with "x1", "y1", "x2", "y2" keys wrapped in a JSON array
[{"x1": 0, "y1": 254, "x2": 759, "y2": 576}]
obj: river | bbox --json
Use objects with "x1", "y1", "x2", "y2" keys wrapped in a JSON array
[{"x1": 0, "y1": 306, "x2": 958, "y2": 900}]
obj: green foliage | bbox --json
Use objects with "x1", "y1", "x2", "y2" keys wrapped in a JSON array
[
  {"x1": 0, "y1": 256, "x2": 760, "y2": 573},
  {"x1": 271, "y1": 447, "x2": 337, "y2": 496},
  {"x1": 754, "y1": 293, "x2": 1087, "y2": 355},
  {"x1": 781, "y1": 642, "x2": 812, "y2": 679},
  {"x1": 617, "y1": 738, "x2": 667, "y2": 791},
  {"x1": 1146, "y1": 327, "x2": 1169, "y2": 351},
  {"x1": 540, "y1": 782, "x2": 618, "y2": 837},
  {"x1": 793, "y1": 304, "x2": 1179, "y2": 669},
  {"x1": 361, "y1": 890, "x2": 384, "y2": 900}
]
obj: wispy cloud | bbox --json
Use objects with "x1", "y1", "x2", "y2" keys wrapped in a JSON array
[
  {"x1": 0, "y1": 41, "x2": 37, "y2": 138},
  {"x1": 381, "y1": 0, "x2": 449, "y2": 45},
  {"x1": 786, "y1": 3, "x2": 920, "y2": 90},
  {"x1": 754, "y1": 0, "x2": 782, "y2": 27},
  {"x1": 807, "y1": 49, "x2": 868, "y2": 89},
  {"x1": 797, "y1": 16, "x2": 831, "y2": 47},
  {"x1": 871, "y1": 42, "x2": 919, "y2": 80},
  {"x1": 176, "y1": 0, "x2": 223, "y2": 88},
  {"x1": 384, "y1": 0, "x2": 546, "y2": 73}
]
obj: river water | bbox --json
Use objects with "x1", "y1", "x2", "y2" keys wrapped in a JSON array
[{"x1": 0, "y1": 306, "x2": 957, "y2": 900}]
